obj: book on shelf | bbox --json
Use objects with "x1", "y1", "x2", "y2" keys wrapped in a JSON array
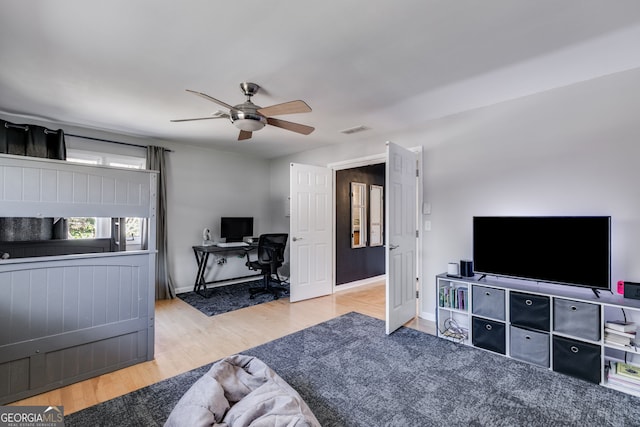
[
  {"x1": 607, "y1": 375, "x2": 640, "y2": 394},
  {"x1": 604, "y1": 327, "x2": 636, "y2": 339},
  {"x1": 616, "y1": 362, "x2": 640, "y2": 382},
  {"x1": 438, "y1": 285, "x2": 467, "y2": 310},
  {"x1": 605, "y1": 320, "x2": 636, "y2": 333},
  {"x1": 457, "y1": 286, "x2": 467, "y2": 310},
  {"x1": 607, "y1": 362, "x2": 640, "y2": 392},
  {"x1": 604, "y1": 332, "x2": 632, "y2": 346}
]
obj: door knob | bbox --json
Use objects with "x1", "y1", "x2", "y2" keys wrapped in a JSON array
[
  {"x1": 292, "y1": 237, "x2": 303, "y2": 242},
  {"x1": 389, "y1": 244, "x2": 399, "y2": 250}
]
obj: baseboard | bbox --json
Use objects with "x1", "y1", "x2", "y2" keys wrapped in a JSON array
[
  {"x1": 174, "y1": 275, "x2": 262, "y2": 295},
  {"x1": 419, "y1": 310, "x2": 435, "y2": 322},
  {"x1": 335, "y1": 275, "x2": 385, "y2": 292}
]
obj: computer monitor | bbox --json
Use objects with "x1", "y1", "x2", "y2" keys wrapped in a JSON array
[{"x1": 220, "y1": 217, "x2": 253, "y2": 242}]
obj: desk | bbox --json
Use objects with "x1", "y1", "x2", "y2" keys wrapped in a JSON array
[{"x1": 192, "y1": 244, "x2": 258, "y2": 297}]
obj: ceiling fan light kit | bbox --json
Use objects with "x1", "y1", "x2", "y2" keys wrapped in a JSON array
[
  {"x1": 172, "y1": 82, "x2": 314, "y2": 141},
  {"x1": 233, "y1": 118, "x2": 266, "y2": 132}
]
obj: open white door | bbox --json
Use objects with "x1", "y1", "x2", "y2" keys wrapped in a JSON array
[
  {"x1": 385, "y1": 142, "x2": 417, "y2": 334},
  {"x1": 289, "y1": 163, "x2": 333, "y2": 302}
]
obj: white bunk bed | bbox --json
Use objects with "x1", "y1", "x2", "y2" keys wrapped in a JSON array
[{"x1": 0, "y1": 153, "x2": 157, "y2": 404}]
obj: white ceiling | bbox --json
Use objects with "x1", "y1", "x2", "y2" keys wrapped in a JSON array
[{"x1": 1, "y1": 1, "x2": 640, "y2": 159}]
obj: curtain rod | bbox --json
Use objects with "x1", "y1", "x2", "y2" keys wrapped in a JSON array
[
  {"x1": 3, "y1": 122, "x2": 173, "y2": 153},
  {"x1": 65, "y1": 133, "x2": 173, "y2": 152}
]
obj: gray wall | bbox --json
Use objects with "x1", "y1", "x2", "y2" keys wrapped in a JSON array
[
  {"x1": 165, "y1": 144, "x2": 270, "y2": 291},
  {"x1": 0, "y1": 115, "x2": 272, "y2": 292},
  {"x1": 5, "y1": 66, "x2": 640, "y2": 315},
  {"x1": 422, "y1": 67, "x2": 640, "y2": 317},
  {"x1": 268, "y1": 67, "x2": 640, "y2": 319}
]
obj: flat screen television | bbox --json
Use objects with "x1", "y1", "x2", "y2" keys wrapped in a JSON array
[
  {"x1": 220, "y1": 217, "x2": 253, "y2": 242},
  {"x1": 473, "y1": 216, "x2": 611, "y2": 290}
]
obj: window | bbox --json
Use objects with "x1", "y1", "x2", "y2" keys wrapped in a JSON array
[
  {"x1": 66, "y1": 149, "x2": 145, "y2": 169},
  {"x1": 66, "y1": 149, "x2": 145, "y2": 247}
]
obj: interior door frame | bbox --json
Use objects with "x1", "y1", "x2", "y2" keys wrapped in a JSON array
[{"x1": 327, "y1": 146, "x2": 424, "y2": 317}]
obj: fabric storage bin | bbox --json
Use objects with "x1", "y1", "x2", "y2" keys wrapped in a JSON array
[
  {"x1": 509, "y1": 326, "x2": 549, "y2": 367},
  {"x1": 472, "y1": 285, "x2": 505, "y2": 320},
  {"x1": 510, "y1": 292, "x2": 550, "y2": 331},
  {"x1": 552, "y1": 335, "x2": 601, "y2": 384},
  {"x1": 553, "y1": 298, "x2": 600, "y2": 341},
  {"x1": 472, "y1": 317, "x2": 506, "y2": 354}
]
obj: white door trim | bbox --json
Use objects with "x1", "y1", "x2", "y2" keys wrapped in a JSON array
[{"x1": 327, "y1": 146, "x2": 423, "y2": 313}]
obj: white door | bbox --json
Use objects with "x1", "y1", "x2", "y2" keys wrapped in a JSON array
[
  {"x1": 289, "y1": 163, "x2": 333, "y2": 302},
  {"x1": 385, "y1": 142, "x2": 417, "y2": 334}
]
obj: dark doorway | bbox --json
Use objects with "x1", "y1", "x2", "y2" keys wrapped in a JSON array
[{"x1": 335, "y1": 163, "x2": 385, "y2": 285}]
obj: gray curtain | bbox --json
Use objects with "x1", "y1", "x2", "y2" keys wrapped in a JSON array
[
  {"x1": 146, "y1": 145, "x2": 175, "y2": 299},
  {"x1": 0, "y1": 119, "x2": 68, "y2": 241}
]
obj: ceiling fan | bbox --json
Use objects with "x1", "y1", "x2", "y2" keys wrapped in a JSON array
[{"x1": 171, "y1": 82, "x2": 314, "y2": 141}]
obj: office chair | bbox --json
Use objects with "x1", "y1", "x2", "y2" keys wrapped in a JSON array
[{"x1": 245, "y1": 233, "x2": 289, "y2": 300}]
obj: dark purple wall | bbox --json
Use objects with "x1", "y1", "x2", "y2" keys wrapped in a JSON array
[{"x1": 336, "y1": 163, "x2": 385, "y2": 285}]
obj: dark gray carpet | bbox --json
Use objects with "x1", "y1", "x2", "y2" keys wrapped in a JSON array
[
  {"x1": 177, "y1": 280, "x2": 288, "y2": 316},
  {"x1": 65, "y1": 312, "x2": 640, "y2": 427}
]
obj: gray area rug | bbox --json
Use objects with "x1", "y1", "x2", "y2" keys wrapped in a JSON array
[
  {"x1": 65, "y1": 312, "x2": 640, "y2": 426},
  {"x1": 177, "y1": 280, "x2": 288, "y2": 316}
]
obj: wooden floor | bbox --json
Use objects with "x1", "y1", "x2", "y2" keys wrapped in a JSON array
[{"x1": 11, "y1": 281, "x2": 435, "y2": 415}]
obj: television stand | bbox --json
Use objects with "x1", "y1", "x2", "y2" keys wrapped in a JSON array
[
  {"x1": 592, "y1": 288, "x2": 601, "y2": 298},
  {"x1": 436, "y1": 273, "x2": 640, "y2": 398}
]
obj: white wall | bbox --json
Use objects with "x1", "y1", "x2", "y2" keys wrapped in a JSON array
[
  {"x1": 421, "y1": 67, "x2": 640, "y2": 316},
  {"x1": 268, "y1": 67, "x2": 640, "y2": 319},
  {"x1": 166, "y1": 144, "x2": 270, "y2": 292}
]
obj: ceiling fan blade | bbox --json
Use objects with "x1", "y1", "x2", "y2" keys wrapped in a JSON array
[
  {"x1": 185, "y1": 89, "x2": 235, "y2": 110},
  {"x1": 170, "y1": 115, "x2": 228, "y2": 122},
  {"x1": 266, "y1": 117, "x2": 315, "y2": 135},
  {"x1": 257, "y1": 100, "x2": 311, "y2": 117},
  {"x1": 238, "y1": 130, "x2": 252, "y2": 140}
]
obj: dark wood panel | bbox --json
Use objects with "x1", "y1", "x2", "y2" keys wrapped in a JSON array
[{"x1": 0, "y1": 238, "x2": 115, "y2": 259}]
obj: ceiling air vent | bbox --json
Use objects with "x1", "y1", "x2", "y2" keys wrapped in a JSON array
[{"x1": 340, "y1": 125, "x2": 370, "y2": 135}]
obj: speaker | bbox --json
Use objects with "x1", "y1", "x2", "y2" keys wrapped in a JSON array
[
  {"x1": 447, "y1": 262, "x2": 459, "y2": 276},
  {"x1": 624, "y1": 282, "x2": 640, "y2": 300},
  {"x1": 460, "y1": 260, "x2": 474, "y2": 277}
]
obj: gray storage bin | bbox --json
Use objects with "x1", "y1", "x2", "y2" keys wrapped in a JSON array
[
  {"x1": 510, "y1": 326, "x2": 550, "y2": 367},
  {"x1": 553, "y1": 298, "x2": 601, "y2": 341},
  {"x1": 472, "y1": 285, "x2": 505, "y2": 320}
]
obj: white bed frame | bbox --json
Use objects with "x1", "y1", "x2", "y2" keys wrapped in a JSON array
[{"x1": 0, "y1": 153, "x2": 157, "y2": 404}]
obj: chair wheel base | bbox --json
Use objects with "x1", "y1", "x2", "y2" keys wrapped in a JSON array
[{"x1": 248, "y1": 283, "x2": 288, "y2": 301}]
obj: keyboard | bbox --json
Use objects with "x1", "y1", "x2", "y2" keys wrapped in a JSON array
[{"x1": 216, "y1": 242, "x2": 249, "y2": 248}]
